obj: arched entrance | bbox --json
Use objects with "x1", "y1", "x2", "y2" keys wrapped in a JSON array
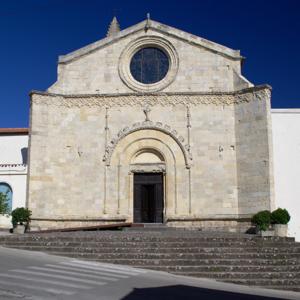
[
  {"x1": 131, "y1": 150, "x2": 165, "y2": 223},
  {"x1": 108, "y1": 127, "x2": 190, "y2": 221}
]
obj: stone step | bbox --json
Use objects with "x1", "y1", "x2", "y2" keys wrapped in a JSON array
[
  {"x1": 47, "y1": 255, "x2": 300, "y2": 266},
  {"x1": 135, "y1": 265, "x2": 300, "y2": 273},
  {"x1": 222, "y1": 278, "x2": 300, "y2": 287},
  {"x1": 0, "y1": 235, "x2": 295, "y2": 242},
  {"x1": 1, "y1": 241, "x2": 298, "y2": 249},
  {"x1": 4, "y1": 241, "x2": 300, "y2": 254},
  {"x1": 1, "y1": 231, "x2": 299, "y2": 292},
  {"x1": 172, "y1": 272, "x2": 300, "y2": 279},
  {"x1": 14, "y1": 247, "x2": 300, "y2": 259},
  {"x1": 258, "y1": 286, "x2": 300, "y2": 292},
  {"x1": 4, "y1": 244, "x2": 300, "y2": 254},
  {"x1": 0, "y1": 233, "x2": 295, "y2": 242}
]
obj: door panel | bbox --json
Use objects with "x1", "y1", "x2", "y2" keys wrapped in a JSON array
[
  {"x1": 133, "y1": 173, "x2": 164, "y2": 223},
  {"x1": 155, "y1": 182, "x2": 163, "y2": 223},
  {"x1": 134, "y1": 183, "x2": 142, "y2": 223}
]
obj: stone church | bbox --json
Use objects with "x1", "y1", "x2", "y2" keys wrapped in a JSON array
[{"x1": 27, "y1": 17, "x2": 274, "y2": 231}]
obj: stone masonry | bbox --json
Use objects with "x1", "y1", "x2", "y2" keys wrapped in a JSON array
[{"x1": 27, "y1": 18, "x2": 275, "y2": 230}]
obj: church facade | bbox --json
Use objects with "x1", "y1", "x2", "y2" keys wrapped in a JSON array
[{"x1": 27, "y1": 18, "x2": 275, "y2": 231}]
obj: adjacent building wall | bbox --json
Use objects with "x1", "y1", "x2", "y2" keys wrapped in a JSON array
[
  {"x1": 0, "y1": 131, "x2": 28, "y2": 228},
  {"x1": 272, "y1": 109, "x2": 300, "y2": 241}
]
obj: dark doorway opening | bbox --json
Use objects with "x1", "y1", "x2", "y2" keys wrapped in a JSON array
[{"x1": 133, "y1": 173, "x2": 164, "y2": 223}]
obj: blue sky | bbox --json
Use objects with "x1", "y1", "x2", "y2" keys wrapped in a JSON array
[{"x1": 0, "y1": 0, "x2": 299, "y2": 128}]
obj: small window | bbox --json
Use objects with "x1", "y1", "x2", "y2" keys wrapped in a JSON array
[
  {"x1": 130, "y1": 47, "x2": 169, "y2": 84},
  {"x1": 0, "y1": 183, "x2": 13, "y2": 213}
]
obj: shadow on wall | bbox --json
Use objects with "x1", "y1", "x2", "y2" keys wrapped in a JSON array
[
  {"x1": 121, "y1": 285, "x2": 285, "y2": 300},
  {"x1": 21, "y1": 147, "x2": 28, "y2": 165}
]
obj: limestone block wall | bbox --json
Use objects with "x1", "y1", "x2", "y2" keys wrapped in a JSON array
[
  {"x1": 234, "y1": 87, "x2": 275, "y2": 216},
  {"x1": 27, "y1": 86, "x2": 273, "y2": 229},
  {"x1": 28, "y1": 99, "x2": 105, "y2": 220}
]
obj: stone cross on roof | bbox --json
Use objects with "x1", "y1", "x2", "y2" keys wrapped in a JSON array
[{"x1": 106, "y1": 16, "x2": 120, "y2": 37}]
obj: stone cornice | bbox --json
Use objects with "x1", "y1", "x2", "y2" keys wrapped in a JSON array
[
  {"x1": 30, "y1": 85, "x2": 272, "y2": 98},
  {"x1": 30, "y1": 85, "x2": 271, "y2": 108}
]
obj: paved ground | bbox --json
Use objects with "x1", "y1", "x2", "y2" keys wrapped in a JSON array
[{"x1": 0, "y1": 246, "x2": 299, "y2": 300}]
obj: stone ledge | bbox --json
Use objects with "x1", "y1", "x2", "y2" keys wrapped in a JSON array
[{"x1": 30, "y1": 84, "x2": 272, "y2": 98}]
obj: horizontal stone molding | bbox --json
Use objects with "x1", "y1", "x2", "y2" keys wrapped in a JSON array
[
  {"x1": 130, "y1": 163, "x2": 166, "y2": 173},
  {"x1": 31, "y1": 86, "x2": 271, "y2": 108},
  {"x1": 31, "y1": 217, "x2": 127, "y2": 221},
  {"x1": 166, "y1": 216, "x2": 252, "y2": 222}
]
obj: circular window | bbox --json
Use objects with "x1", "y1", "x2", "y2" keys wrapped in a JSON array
[
  {"x1": 130, "y1": 47, "x2": 169, "y2": 84},
  {"x1": 119, "y1": 36, "x2": 179, "y2": 92}
]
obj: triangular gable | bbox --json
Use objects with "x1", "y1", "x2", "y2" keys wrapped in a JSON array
[{"x1": 58, "y1": 19, "x2": 243, "y2": 64}]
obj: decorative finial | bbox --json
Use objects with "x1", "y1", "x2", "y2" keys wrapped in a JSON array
[
  {"x1": 107, "y1": 16, "x2": 120, "y2": 37},
  {"x1": 145, "y1": 12, "x2": 151, "y2": 31}
]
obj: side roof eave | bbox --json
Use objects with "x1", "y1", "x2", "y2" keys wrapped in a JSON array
[{"x1": 58, "y1": 19, "x2": 243, "y2": 64}]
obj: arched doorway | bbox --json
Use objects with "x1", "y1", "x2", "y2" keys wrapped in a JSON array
[
  {"x1": 131, "y1": 150, "x2": 165, "y2": 223},
  {"x1": 108, "y1": 128, "x2": 190, "y2": 221}
]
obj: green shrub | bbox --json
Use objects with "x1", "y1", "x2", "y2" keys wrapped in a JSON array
[
  {"x1": 271, "y1": 208, "x2": 290, "y2": 225},
  {"x1": 251, "y1": 210, "x2": 271, "y2": 231},
  {"x1": 0, "y1": 192, "x2": 9, "y2": 215},
  {"x1": 11, "y1": 207, "x2": 32, "y2": 228}
]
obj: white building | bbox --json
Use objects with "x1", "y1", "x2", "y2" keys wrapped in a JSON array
[
  {"x1": 0, "y1": 128, "x2": 28, "y2": 228},
  {"x1": 272, "y1": 109, "x2": 300, "y2": 241}
]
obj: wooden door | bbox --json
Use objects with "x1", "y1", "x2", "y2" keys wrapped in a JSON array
[{"x1": 134, "y1": 173, "x2": 163, "y2": 223}]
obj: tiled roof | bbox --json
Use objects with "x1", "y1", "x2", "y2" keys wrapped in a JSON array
[{"x1": 0, "y1": 128, "x2": 28, "y2": 134}]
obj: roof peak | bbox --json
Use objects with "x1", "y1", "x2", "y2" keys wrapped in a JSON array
[
  {"x1": 59, "y1": 19, "x2": 242, "y2": 64},
  {"x1": 106, "y1": 16, "x2": 120, "y2": 37}
]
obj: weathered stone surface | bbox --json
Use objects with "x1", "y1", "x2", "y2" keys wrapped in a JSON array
[
  {"x1": 0, "y1": 231, "x2": 299, "y2": 291},
  {"x1": 27, "y1": 19, "x2": 274, "y2": 230}
]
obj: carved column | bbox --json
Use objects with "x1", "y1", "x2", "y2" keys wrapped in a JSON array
[
  {"x1": 187, "y1": 105, "x2": 192, "y2": 215},
  {"x1": 103, "y1": 107, "x2": 109, "y2": 214}
]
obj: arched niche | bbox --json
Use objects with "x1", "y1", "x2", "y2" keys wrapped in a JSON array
[
  {"x1": 130, "y1": 148, "x2": 166, "y2": 173},
  {"x1": 132, "y1": 149, "x2": 165, "y2": 164}
]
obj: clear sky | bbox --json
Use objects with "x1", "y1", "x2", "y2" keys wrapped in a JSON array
[{"x1": 0, "y1": 0, "x2": 299, "y2": 128}]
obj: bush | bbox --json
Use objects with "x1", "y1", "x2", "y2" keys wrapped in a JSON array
[
  {"x1": 271, "y1": 208, "x2": 290, "y2": 225},
  {"x1": 11, "y1": 207, "x2": 32, "y2": 228},
  {"x1": 0, "y1": 192, "x2": 9, "y2": 215},
  {"x1": 251, "y1": 210, "x2": 271, "y2": 231}
]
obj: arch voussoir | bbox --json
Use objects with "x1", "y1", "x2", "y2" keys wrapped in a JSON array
[{"x1": 103, "y1": 121, "x2": 192, "y2": 168}]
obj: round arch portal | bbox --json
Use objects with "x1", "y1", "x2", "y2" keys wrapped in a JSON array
[{"x1": 105, "y1": 129, "x2": 190, "y2": 221}]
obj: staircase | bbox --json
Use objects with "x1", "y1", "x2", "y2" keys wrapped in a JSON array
[{"x1": 0, "y1": 230, "x2": 299, "y2": 292}]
